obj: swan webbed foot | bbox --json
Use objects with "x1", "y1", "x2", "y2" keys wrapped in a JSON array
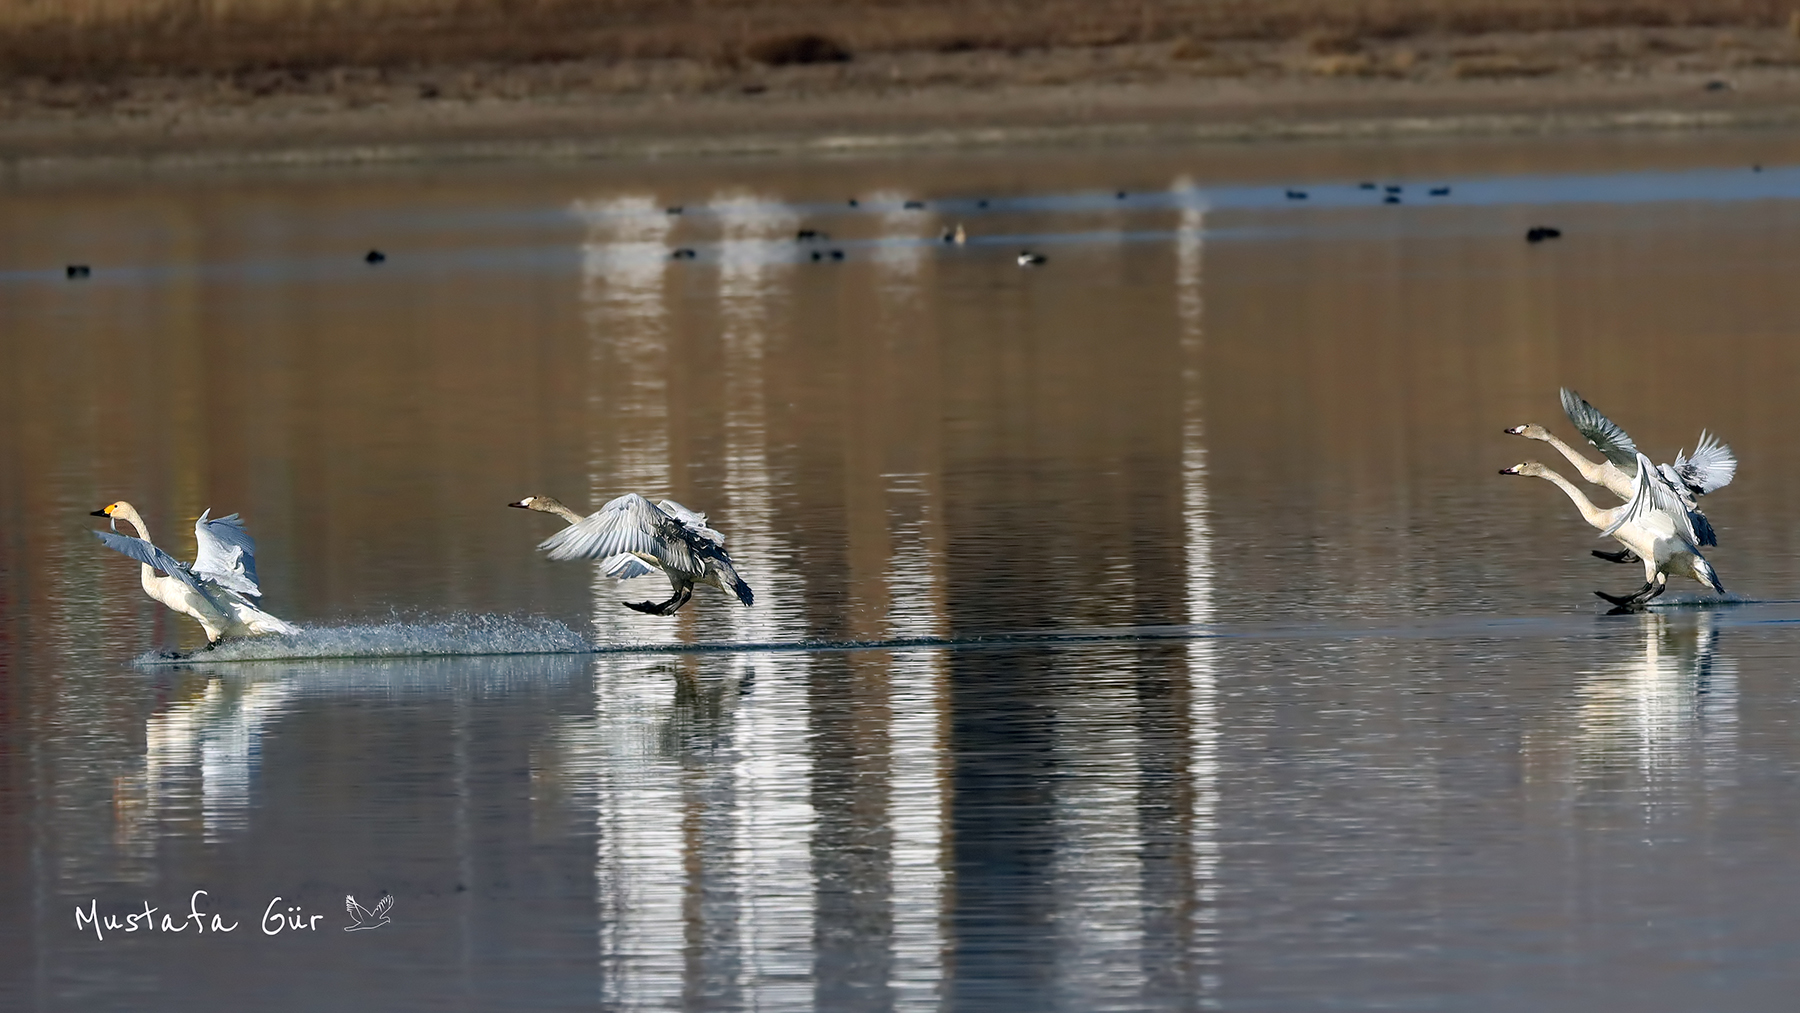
[
  {"x1": 1592, "y1": 549, "x2": 1641, "y2": 565},
  {"x1": 1595, "y1": 581, "x2": 1665, "y2": 610},
  {"x1": 622, "y1": 586, "x2": 694, "y2": 616}
]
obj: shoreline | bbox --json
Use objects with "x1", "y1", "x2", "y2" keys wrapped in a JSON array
[{"x1": 7, "y1": 26, "x2": 1800, "y2": 176}]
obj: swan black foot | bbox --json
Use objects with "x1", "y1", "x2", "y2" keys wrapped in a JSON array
[
  {"x1": 622, "y1": 585, "x2": 694, "y2": 616},
  {"x1": 1592, "y1": 549, "x2": 1640, "y2": 565},
  {"x1": 1595, "y1": 581, "x2": 1665, "y2": 611}
]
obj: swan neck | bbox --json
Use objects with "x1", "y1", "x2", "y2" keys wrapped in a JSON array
[
  {"x1": 1535, "y1": 468, "x2": 1610, "y2": 528},
  {"x1": 113, "y1": 505, "x2": 150, "y2": 541}
]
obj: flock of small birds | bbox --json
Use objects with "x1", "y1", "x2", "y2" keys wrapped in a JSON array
[{"x1": 56, "y1": 163, "x2": 1781, "y2": 280}]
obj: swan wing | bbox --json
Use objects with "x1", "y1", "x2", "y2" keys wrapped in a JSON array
[
  {"x1": 1673, "y1": 431, "x2": 1737, "y2": 495},
  {"x1": 192, "y1": 509, "x2": 262, "y2": 597},
  {"x1": 655, "y1": 499, "x2": 727, "y2": 546},
  {"x1": 1603, "y1": 452, "x2": 1698, "y2": 545},
  {"x1": 1561, "y1": 388, "x2": 1640, "y2": 472},
  {"x1": 538, "y1": 493, "x2": 701, "y2": 573},
  {"x1": 600, "y1": 553, "x2": 657, "y2": 580},
  {"x1": 92, "y1": 529, "x2": 223, "y2": 608}
]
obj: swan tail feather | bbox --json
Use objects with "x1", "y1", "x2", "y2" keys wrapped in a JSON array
[{"x1": 1694, "y1": 557, "x2": 1725, "y2": 595}]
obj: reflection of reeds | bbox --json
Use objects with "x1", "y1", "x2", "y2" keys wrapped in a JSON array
[{"x1": 0, "y1": 0, "x2": 1792, "y2": 77}]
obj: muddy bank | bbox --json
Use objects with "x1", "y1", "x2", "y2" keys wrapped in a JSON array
[{"x1": 6, "y1": 25, "x2": 1800, "y2": 173}]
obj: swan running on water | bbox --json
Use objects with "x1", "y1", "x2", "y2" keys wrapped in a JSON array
[
  {"x1": 90, "y1": 502, "x2": 300, "y2": 645},
  {"x1": 1500, "y1": 453, "x2": 1724, "y2": 610},
  {"x1": 1506, "y1": 387, "x2": 1736, "y2": 559},
  {"x1": 510, "y1": 494, "x2": 754, "y2": 616}
]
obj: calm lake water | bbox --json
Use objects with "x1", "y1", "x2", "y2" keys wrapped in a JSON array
[{"x1": 6, "y1": 132, "x2": 1800, "y2": 1011}]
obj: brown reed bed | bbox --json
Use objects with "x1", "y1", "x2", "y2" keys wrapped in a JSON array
[{"x1": 2, "y1": 0, "x2": 1796, "y2": 80}]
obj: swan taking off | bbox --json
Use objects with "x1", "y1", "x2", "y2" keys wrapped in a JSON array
[
  {"x1": 1500, "y1": 453, "x2": 1724, "y2": 610},
  {"x1": 90, "y1": 502, "x2": 301, "y2": 645},
  {"x1": 510, "y1": 494, "x2": 754, "y2": 616},
  {"x1": 1506, "y1": 387, "x2": 1736, "y2": 555}
]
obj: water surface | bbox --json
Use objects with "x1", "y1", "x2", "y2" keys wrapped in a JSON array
[{"x1": 5, "y1": 133, "x2": 1800, "y2": 1010}]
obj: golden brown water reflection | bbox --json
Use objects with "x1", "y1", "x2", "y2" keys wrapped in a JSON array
[{"x1": 6, "y1": 135, "x2": 1800, "y2": 1011}]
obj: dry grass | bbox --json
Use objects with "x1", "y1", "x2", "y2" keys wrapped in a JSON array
[{"x1": 2, "y1": 0, "x2": 1798, "y2": 79}]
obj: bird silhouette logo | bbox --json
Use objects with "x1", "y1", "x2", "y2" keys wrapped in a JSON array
[{"x1": 344, "y1": 893, "x2": 393, "y2": 932}]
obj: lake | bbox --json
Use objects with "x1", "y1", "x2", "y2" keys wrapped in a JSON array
[{"x1": 5, "y1": 131, "x2": 1800, "y2": 1010}]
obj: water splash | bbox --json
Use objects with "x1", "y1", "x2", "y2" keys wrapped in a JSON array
[{"x1": 135, "y1": 613, "x2": 594, "y2": 665}]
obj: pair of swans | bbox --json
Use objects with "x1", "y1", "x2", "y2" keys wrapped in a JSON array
[
  {"x1": 1503, "y1": 389, "x2": 1736, "y2": 609},
  {"x1": 93, "y1": 488, "x2": 756, "y2": 647},
  {"x1": 510, "y1": 493, "x2": 753, "y2": 616},
  {"x1": 91, "y1": 502, "x2": 300, "y2": 646}
]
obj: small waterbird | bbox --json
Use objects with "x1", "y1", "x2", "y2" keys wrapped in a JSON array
[
  {"x1": 510, "y1": 494, "x2": 753, "y2": 616},
  {"x1": 1506, "y1": 387, "x2": 1735, "y2": 560},
  {"x1": 90, "y1": 502, "x2": 300, "y2": 645},
  {"x1": 1500, "y1": 454, "x2": 1724, "y2": 610},
  {"x1": 1017, "y1": 251, "x2": 1048, "y2": 266}
]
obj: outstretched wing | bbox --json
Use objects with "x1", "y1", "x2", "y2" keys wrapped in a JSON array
[
  {"x1": 192, "y1": 509, "x2": 262, "y2": 597},
  {"x1": 372, "y1": 895, "x2": 393, "y2": 918},
  {"x1": 1603, "y1": 452, "x2": 1699, "y2": 546},
  {"x1": 1672, "y1": 431, "x2": 1737, "y2": 496},
  {"x1": 537, "y1": 493, "x2": 703, "y2": 574},
  {"x1": 345, "y1": 894, "x2": 366, "y2": 918},
  {"x1": 93, "y1": 529, "x2": 222, "y2": 606},
  {"x1": 1561, "y1": 388, "x2": 1640, "y2": 472}
]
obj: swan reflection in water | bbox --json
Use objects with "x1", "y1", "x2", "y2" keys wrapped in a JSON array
[
  {"x1": 1576, "y1": 611, "x2": 1737, "y2": 790},
  {"x1": 114, "y1": 675, "x2": 298, "y2": 849}
]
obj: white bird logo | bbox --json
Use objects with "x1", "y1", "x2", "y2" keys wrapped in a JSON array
[{"x1": 344, "y1": 893, "x2": 393, "y2": 931}]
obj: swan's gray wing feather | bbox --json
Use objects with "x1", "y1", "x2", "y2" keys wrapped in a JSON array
[
  {"x1": 1674, "y1": 431, "x2": 1737, "y2": 495},
  {"x1": 1604, "y1": 453, "x2": 1699, "y2": 545},
  {"x1": 192, "y1": 509, "x2": 262, "y2": 596},
  {"x1": 600, "y1": 553, "x2": 657, "y2": 580},
  {"x1": 538, "y1": 493, "x2": 705, "y2": 575},
  {"x1": 656, "y1": 499, "x2": 727, "y2": 547},
  {"x1": 1561, "y1": 388, "x2": 1640, "y2": 472},
  {"x1": 538, "y1": 494, "x2": 666, "y2": 561},
  {"x1": 1690, "y1": 508, "x2": 1718, "y2": 548},
  {"x1": 93, "y1": 529, "x2": 223, "y2": 608}
]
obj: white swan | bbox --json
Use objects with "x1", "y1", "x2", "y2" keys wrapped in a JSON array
[
  {"x1": 510, "y1": 494, "x2": 753, "y2": 615},
  {"x1": 90, "y1": 502, "x2": 301, "y2": 644},
  {"x1": 1506, "y1": 387, "x2": 1735, "y2": 554},
  {"x1": 1500, "y1": 453, "x2": 1724, "y2": 609}
]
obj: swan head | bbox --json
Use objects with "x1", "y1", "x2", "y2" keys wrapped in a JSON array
[
  {"x1": 89, "y1": 501, "x2": 131, "y2": 531},
  {"x1": 509, "y1": 495, "x2": 575, "y2": 515},
  {"x1": 1505, "y1": 423, "x2": 1550, "y2": 440},
  {"x1": 1499, "y1": 462, "x2": 1549, "y2": 478}
]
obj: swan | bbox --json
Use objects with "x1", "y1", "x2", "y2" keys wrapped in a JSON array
[
  {"x1": 1500, "y1": 453, "x2": 1724, "y2": 609},
  {"x1": 510, "y1": 494, "x2": 753, "y2": 615},
  {"x1": 1506, "y1": 387, "x2": 1735, "y2": 557},
  {"x1": 90, "y1": 502, "x2": 301, "y2": 645}
]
